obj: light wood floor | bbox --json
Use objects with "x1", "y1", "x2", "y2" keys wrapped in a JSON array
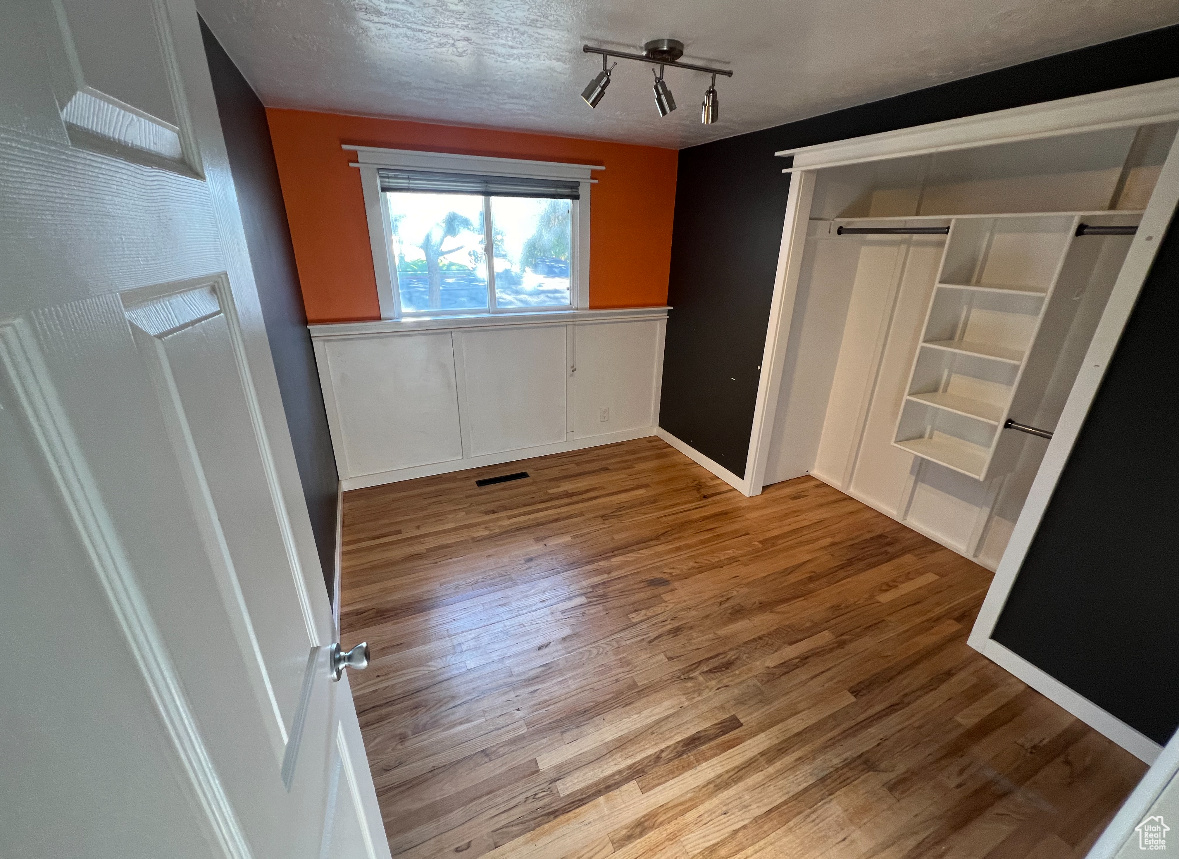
[{"x1": 340, "y1": 437, "x2": 1144, "y2": 859}]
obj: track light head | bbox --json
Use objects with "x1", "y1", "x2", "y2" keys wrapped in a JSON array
[
  {"x1": 701, "y1": 74, "x2": 718, "y2": 124},
  {"x1": 581, "y1": 57, "x2": 615, "y2": 108},
  {"x1": 653, "y1": 66, "x2": 676, "y2": 117}
]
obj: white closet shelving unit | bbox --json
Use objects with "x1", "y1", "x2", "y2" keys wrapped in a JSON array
[{"x1": 891, "y1": 211, "x2": 1141, "y2": 480}]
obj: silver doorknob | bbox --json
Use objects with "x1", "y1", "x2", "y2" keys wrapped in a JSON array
[{"x1": 329, "y1": 641, "x2": 369, "y2": 681}]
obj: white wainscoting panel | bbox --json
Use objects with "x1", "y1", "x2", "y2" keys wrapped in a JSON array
[
  {"x1": 570, "y1": 320, "x2": 663, "y2": 438},
  {"x1": 455, "y1": 325, "x2": 569, "y2": 457},
  {"x1": 315, "y1": 332, "x2": 463, "y2": 477},
  {"x1": 310, "y1": 309, "x2": 668, "y2": 489}
]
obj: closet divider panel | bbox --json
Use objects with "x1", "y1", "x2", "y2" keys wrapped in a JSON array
[
  {"x1": 1113, "y1": 121, "x2": 1179, "y2": 210},
  {"x1": 842, "y1": 233, "x2": 947, "y2": 514},
  {"x1": 985, "y1": 212, "x2": 1138, "y2": 489},
  {"x1": 761, "y1": 228, "x2": 861, "y2": 484},
  {"x1": 810, "y1": 237, "x2": 914, "y2": 484}
]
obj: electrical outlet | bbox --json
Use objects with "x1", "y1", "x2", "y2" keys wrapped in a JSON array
[{"x1": 599, "y1": 407, "x2": 610, "y2": 423}]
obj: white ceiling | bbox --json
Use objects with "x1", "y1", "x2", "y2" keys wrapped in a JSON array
[{"x1": 197, "y1": 0, "x2": 1179, "y2": 150}]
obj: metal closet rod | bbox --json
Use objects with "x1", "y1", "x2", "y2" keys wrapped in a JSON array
[
  {"x1": 836, "y1": 225, "x2": 950, "y2": 236},
  {"x1": 834, "y1": 224, "x2": 1138, "y2": 237},
  {"x1": 581, "y1": 45, "x2": 734, "y2": 77},
  {"x1": 1004, "y1": 419, "x2": 1053, "y2": 440},
  {"x1": 1076, "y1": 223, "x2": 1138, "y2": 236}
]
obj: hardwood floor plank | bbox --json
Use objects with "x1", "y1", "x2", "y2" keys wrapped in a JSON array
[
  {"x1": 340, "y1": 438, "x2": 1145, "y2": 857},
  {"x1": 557, "y1": 714, "x2": 743, "y2": 798}
]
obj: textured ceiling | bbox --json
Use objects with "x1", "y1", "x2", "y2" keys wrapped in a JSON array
[{"x1": 196, "y1": 0, "x2": 1179, "y2": 149}]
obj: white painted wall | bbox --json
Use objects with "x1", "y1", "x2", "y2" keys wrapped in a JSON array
[
  {"x1": 317, "y1": 331, "x2": 464, "y2": 477},
  {"x1": 456, "y1": 325, "x2": 570, "y2": 457},
  {"x1": 311, "y1": 309, "x2": 667, "y2": 489}
]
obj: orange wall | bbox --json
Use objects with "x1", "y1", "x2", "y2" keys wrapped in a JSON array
[{"x1": 265, "y1": 109, "x2": 679, "y2": 322}]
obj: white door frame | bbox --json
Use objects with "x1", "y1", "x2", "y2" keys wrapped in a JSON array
[{"x1": 742, "y1": 78, "x2": 1179, "y2": 763}]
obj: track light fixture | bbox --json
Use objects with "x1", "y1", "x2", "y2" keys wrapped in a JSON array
[
  {"x1": 701, "y1": 74, "x2": 718, "y2": 124},
  {"x1": 580, "y1": 54, "x2": 616, "y2": 108},
  {"x1": 653, "y1": 66, "x2": 676, "y2": 117},
  {"x1": 580, "y1": 39, "x2": 733, "y2": 124}
]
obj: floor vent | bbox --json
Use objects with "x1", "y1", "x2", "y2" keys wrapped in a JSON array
[{"x1": 476, "y1": 471, "x2": 529, "y2": 487}]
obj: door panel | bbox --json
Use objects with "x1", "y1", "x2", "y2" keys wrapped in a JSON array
[
  {"x1": 0, "y1": 321, "x2": 227, "y2": 859},
  {"x1": 0, "y1": 312, "x2": 255, "y2": 857},
  {"x1": 1, "y1": 1, "x2": 389, "y2": 856},
  {"x1": 123, "y1": 276, "x2": 315, "y2": 752},
  {"x1": 323, "y1": 679, "x2": 386, "y2": 859},
  {"x1": 47, "y1": 0, "x2": 199, "y2": 170}
]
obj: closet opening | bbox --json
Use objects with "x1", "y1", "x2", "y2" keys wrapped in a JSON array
[{"x1": 755, "y1": 116, "x2": 1177, "y2": 571}]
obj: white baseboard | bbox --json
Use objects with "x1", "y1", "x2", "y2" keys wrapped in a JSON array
[
  {"x1": 339, "y1": 427, "x2": 656, "y2": 491},
  {"x1": 974, "y1": 639, "x2": 1161, "y2": 764},
  {"x1": 655, "y1": 427, "x2": 751, "y2": 495}
]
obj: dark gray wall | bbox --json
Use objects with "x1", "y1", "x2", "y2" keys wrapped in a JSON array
[
  {"x1": 660, "y1": 23, "x2": 1179, "y2": 478},
  {"x1": 201, "y1": 20, "x2": 340, "y2": 600}
]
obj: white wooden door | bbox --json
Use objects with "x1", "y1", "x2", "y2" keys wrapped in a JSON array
[{"x1": 0, "y1": 2, "x2": 390, "y2": 857}]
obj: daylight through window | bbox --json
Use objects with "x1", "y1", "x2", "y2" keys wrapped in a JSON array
[{"x1": 379, "y1": 169, "x2": 578, "y2": 315}]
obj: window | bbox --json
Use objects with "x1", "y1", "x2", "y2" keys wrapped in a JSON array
[{"x1": 352, "y1": 148, "x2": 597, "y2": 319}]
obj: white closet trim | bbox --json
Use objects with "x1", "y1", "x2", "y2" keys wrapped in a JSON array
[{"x1": 776, "y1": 78, "x2": 1179, "y2": 172}]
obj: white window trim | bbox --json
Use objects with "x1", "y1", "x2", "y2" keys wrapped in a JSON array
[{"x1": 346, "y1": 145, "x2": 601, "y2": 320}]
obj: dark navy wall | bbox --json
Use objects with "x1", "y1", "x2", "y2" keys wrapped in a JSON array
[
  {"x1": 660, "y1": 23, "x2": 1179, "y2": 478},
  {"x1": 201, "y1": 20, "x2": 340, "y2": 600}
]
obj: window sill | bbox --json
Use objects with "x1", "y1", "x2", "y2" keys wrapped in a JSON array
[{"x1": 308, "y1": 306, "x2": 670, "y2": 340}]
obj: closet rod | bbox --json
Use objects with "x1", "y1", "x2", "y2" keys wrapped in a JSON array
[
  {"x1": 836, "y1": 226, "x2": 950, "y2": 236},
  {"x1": 1004, "y1": 419, "x2": 1053, "y2": 440},
  {"x1": 1076, "y1": 224, "x2": 1138, "y2": 237}
]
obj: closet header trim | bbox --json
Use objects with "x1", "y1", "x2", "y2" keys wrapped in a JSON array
[{"x1": 775, "y1": 78, "x2": 1179, "y2": 173}]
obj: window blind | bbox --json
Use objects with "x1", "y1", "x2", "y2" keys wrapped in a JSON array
[{"x1": 378, "y1": 168, "x2": 580, "y2": 200}]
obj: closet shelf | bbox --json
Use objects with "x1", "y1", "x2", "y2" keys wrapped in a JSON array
[
  {"x1": 894, "y1": 436, "x2": 989, "y2": 479},
  {"x1": 936, "y1": 281, "x2": 1047, "y2": 297},
  {"x1": 906, "y1": 391, "x2": 1004, "y2": 425},
  {"x1": 921, "y1": 339, "x2": 1024, "y2": 364}
]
